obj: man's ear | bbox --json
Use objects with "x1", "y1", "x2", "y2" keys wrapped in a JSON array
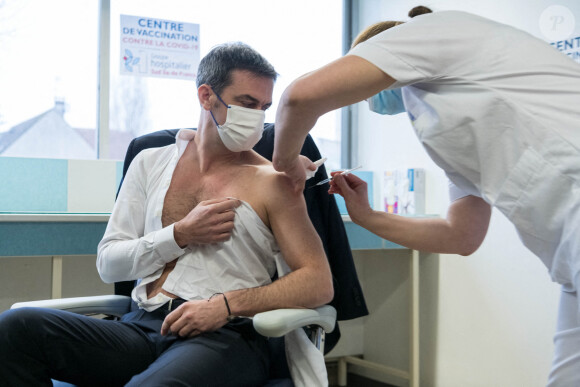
[{"x1": 198, "y1": 84, "x2": 213, "y2": 111}]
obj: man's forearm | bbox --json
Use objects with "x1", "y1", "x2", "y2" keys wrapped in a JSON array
[
  {"x1": 97, "y1": 225, "x2": 185, "y2": 283},
  {"x1": 224, "y1": 266, "x2": 334, "y2": 318}
]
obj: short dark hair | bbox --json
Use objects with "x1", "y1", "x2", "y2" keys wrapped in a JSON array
[{"x1": 196, "y1": 42, "x2": 278, "y2": 94}]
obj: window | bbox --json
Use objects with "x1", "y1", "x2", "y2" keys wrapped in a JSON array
[
  {"x1": 108, "y1": 0, "x2": 343, "y2": 167},
  {"x1": 0, "y1": 0, "x2": 343, "y2": 167},
  {"x1": 0, "y1": 0, "x2": 99, "y2": 159}
]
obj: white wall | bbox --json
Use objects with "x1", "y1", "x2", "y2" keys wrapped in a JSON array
[{"x1": 354, "y1": 0, "x2": 578, "y2": 385}]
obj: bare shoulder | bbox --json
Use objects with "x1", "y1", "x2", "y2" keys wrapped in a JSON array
[
  {"x1": 251, "y1": 162, "x2": 303, "y2": 203},
  {"x1": 240, "y1": 152, "x2": 306, "y2": 222}
]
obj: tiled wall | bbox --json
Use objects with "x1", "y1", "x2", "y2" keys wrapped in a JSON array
[{"x1": 0, "y1": 157, "x2": 124, "y2": 212}]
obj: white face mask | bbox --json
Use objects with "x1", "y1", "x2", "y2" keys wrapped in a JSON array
[{"x1": 210, "y1": 91, "x2": 265, "y2": 152}]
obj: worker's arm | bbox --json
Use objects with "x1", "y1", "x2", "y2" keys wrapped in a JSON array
[
  {"x1": 331, "y1": 172, "x2": 491, "y2": 255},
  {"x1": 273, "y1": 55, "x2": 395, "y2": 187}
]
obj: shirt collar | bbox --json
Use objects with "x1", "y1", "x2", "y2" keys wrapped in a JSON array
[{"x1": 175, "y1": 128, "x2": 196, "y2": 158}]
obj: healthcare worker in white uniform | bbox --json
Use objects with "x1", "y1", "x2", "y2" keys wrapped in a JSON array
[{"x1": 273, "y1": 6, "x2": 580, "y2": 386}]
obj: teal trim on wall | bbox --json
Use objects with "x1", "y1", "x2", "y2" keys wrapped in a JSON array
[
  {"x1": 0, "y1": 222, "x2": 107, "y2": 256},
  {"x1": 0, "y1": 158, "x2": 68, "y2": 212},
  {"x1": 343, "y1": 221, "x2": 405, "y2": 250},
  {"x1": 0, "y1": 217, "x2": 403, "y2": 257},
  {"x1": 344, "y1": 221, "x2": 383, "y2": 249}
]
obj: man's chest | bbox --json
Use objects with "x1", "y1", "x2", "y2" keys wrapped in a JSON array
[
  {"x1": 162, "y1": 171, "x2": 227, "y2": 224},
  {"x1": 160, "y1": 164, "x2": 265, "y2": 228}
]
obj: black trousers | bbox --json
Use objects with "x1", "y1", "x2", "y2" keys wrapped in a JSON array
[{"x1": 0, "y1": 303, "x2": 270, "y2": 386}]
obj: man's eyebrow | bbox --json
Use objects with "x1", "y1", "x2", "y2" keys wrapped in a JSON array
[
  {"x1": 234, "y1": 94, "x2": 272, "y2": 109},
  {"x1": 233, "y1": 94, "x2": 260, "y2": 104}
]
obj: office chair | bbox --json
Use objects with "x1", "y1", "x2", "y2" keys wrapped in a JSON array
[
  {"x1": 12, "y1": 296, "x2": 336, "y2": 387},
  {"x1": 12, "y1": 124, "x2": 367, "y2": 386}
]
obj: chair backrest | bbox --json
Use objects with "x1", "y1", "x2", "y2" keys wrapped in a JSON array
[{"x1": 114, "y1": 124, "x2": 368, "y2": 354}]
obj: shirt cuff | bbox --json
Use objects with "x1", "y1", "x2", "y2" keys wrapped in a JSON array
[{"x1": 155, "y1": 223, "x2": 186, "y2": 262}]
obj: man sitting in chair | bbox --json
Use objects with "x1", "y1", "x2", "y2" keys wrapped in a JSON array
[{"x1": 0, "y1": 42, "x2": 333, "y2": 386}]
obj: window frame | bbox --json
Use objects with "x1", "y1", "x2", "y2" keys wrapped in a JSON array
[{"x1": 97, "y1": 0, "x2": 353, "y2": 167}]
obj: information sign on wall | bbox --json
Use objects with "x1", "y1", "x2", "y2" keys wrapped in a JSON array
[
  {"x1": 539, "y1": 5, "x2": 580, "y2": 64},
  {"x1": 120, "y1": 15, "x2": 200, "y2": 81}
]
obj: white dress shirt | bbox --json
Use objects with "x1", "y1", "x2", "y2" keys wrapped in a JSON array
[{"x1": 97, "y1": 129, "x2": 278, "y2": 311}]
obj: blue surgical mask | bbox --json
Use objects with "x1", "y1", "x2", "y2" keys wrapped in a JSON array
[{"x1": 367, "y1": 88, "x2": 405, "y2": 115}]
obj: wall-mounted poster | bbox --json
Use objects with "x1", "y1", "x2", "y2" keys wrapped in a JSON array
[{"x1": 120, "y1": 15, "x2": 200, "y2": 81}]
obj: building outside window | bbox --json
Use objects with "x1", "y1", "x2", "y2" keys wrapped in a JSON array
[{"x1": 0, "y1": 0, "x2": 101, "y2": 159}]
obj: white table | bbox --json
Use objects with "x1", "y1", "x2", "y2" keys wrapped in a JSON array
[{"x1": 340, "y1": 216, "x2": 422, "y2": 387}]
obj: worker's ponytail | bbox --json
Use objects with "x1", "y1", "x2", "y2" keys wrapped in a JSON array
[
  {"x1": 408, "y1": 6, "x2": 433, "y2": 18},
  {"x1": 351, "y1": 5, "x2": 434, "y2": 49},
  {"x1": 351, "y1": 21, "x2": 404, "y2": 48}
]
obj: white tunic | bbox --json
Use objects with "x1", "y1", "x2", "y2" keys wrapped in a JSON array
[{"x1": 349, "y1": 11, "x2": 580, "y2": 285}]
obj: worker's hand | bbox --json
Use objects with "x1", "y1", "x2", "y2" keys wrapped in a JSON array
[
  {"x1": 173, "y1": 198, "x2": 241, "y2": 247},
  {"x1": 275, "y1": 155, "x2": 316, "y2": 193},
  {"x1": 329, "y1": 173, "x2": 374, "y2": 225},
  {"x1": 161, "y1": 297, "x2": 229, "y2": 337}
]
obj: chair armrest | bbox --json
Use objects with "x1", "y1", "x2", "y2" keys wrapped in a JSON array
[
  {"x1": 11, "y1": 295, "x2": 132, "y2": 318},
  {"x1": 253, "y1": 305, "x2": 337, "y2": 338}
]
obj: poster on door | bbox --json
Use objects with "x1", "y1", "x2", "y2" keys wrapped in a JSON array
[{"x1": 120, "y1": 15, "x2": 200, "y2": 81}]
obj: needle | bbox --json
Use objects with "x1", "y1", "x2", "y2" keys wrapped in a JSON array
[{"x1": 313, "y1": 165, "x2": 362, "y2": 187}]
